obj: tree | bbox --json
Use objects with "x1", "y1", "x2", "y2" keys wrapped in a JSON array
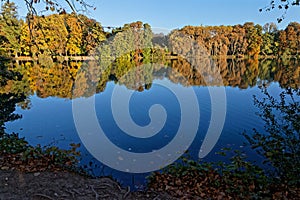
[
  {"x1": 79, "y1": 14, "x2": 106, "y2": 55},
  {"x1": 263, "y1": 22, "x2": 278, "y2": 34},
  {"x1": 244, "y1": 88, "x2": 300, "y2": 187},
  {"x1": 66, "y1": 13, "x2": 83, "y2": 56},
  {"x1": 228, "y1": 25, "x2": 246, "y2": 56},
  {"x1": 277, "y1": 22, "x2": 300, "y2": 56},
  {"x1": 261, "y1": 23, "x2": 278, "y2": 56},
  {"x1": 4, "y1": 0, "x2": 95, "y2": 16},
  {"x1": 25, "y1": 14, "x2": 68, "y2": 56},
  {"x1": 0, "y1": 1, "x2": 21, "y2": 57},
  {"x1": 286, "y1": 25, "x2": 297, "y2": 55},
  {"x1": 261, "y1": 0, "x2": 300, "y2": 22},
  {"x1": 0, "y1": 61, "x2": 27, "y2": 135},
  {"x1": 243, "y1": 22, "x2": 263, "y2": 57},
  {"x1": 287, "y1": 22, "x2": 300, "y2": 55}
]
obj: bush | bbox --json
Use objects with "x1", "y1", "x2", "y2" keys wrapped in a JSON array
[{"x1": 244, "y1": 87, "x2": 300, "y2": 186}]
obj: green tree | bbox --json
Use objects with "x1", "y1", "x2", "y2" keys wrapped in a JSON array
[
  {"x1": 0, "y1": 1, "x2": 21, "y2": 57},
  {"x1": 261, "y1": 23, "x2": 278, "y2": 56},
  {"x1": 0, "y1": 61, "x2": 27, "y2": 135}
]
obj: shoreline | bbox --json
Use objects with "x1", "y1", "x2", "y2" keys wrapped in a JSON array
[
  {"x1": 0, "y1": 169, "x2": 174, "y2": 199},
  {"x1": 3, "y1": 54, "x2": 299, "y2": 62}
]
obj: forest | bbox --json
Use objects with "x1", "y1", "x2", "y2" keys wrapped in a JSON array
[{"x1": 0, "y1": 1, "x2": 300, "y2": 59}]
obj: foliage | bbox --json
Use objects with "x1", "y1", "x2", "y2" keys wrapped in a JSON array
[
  {"x1": 244, "y1": 22, "x2": 263, "y2": 57},
  {"x1": 0, "y1": 58, "x2": 299, "y2": 100},
  {"x1": 148, "y1": 146, "x2": 299, "y2": 199},
  {"x1": 96, "y1": 21, "x2": 153, "y2": 61},
  {"x1": 277, "y1": 22, "x2": 300, "y2": 56},
  {"x1": 22, "y1": 13, "x2": 106, "y2": 56},
  {"x1": 148, "y1": 87, "x2": 300, "y2": 199},
  {"x1": 261, "y1": 23, "x2": 277, "y2": 56},
  {"x1": 167, "y1": 21, "x2": 300, "y2": 58},
  {"x1": 148, "y1": 152, "x2": 269, "y2": 199},
  {"x1": 244, "y1": 88, "x2": 300, "y2": 187},
  {"x1": 0, "y1": 61, "x2": 26, "y2": 135},
  {"x1": 0, "y1": 2, "x2": 299, "y2": 59},
  {"x1": 4, "y1": 0, "x2": 95, "y2": 16},
  {"x1": 261, "y1": 0, "x2": 300, "y2": 23},
  {"x1": 0, "y1": 132, "x2": 81, "y2": 172},
  {"x1": 0, "y1": 1, "x2": 22, "y2": 56},
  {"x1": 168, "y1": 23, "x2": 272, "y2": 58},
  {"x1": 78, "y1": 14, "x2": 107, "y2": 55},
  {"x1": 0, "y1": 93, "x2": 25, "y2": 136}
]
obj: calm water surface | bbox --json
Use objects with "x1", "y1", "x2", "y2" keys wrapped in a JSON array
[{"x1": 4, "y1": 58, "x2": 298, "y2": 188}]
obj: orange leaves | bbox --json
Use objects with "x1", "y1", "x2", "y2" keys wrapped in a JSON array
[
  {"x1": 148, "y1": 165, "x2": 267, "y2": 199},
  {"x1": 1, "y1": 151, "x2": 68, "y2": 173},
  {"x1": 65, "y1": 15, "x2": 83, "y2": 55}
]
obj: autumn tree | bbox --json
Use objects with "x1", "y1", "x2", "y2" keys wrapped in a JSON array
[
  {"x1": 24, "y1": 14, "x2": 68, "y2": 56},
  {"x1": 243, "y1": 22, "x2": 263, "y2": 58},
  {"x1": 19, "y1": 22, "x2": 31, "y2": 56},
  {"x1": 79, "y1": 14, "x2": 106, "y2": 55},
  {"x1": 287, "y1": 22, "x2": 300, "y2": 55},
  {"x1": 278, "y1": 22, "x2": 300, "y2": 56},
  {"x1": 227, "y1": 25, "x2": 247, "y2": 56},
  {"x1": 65, "y1": 13, "x2": 83, "y2": 56}
]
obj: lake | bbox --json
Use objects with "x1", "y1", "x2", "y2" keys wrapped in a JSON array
[{"x1": 3, "y1": 57, "x2": 299, "y2": 189}]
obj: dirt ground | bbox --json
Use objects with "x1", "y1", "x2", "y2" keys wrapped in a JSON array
[{"x1": 0, "y1": 170, "x2": 176, "y2": 200}]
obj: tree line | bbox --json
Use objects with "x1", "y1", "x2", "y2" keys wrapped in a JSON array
[
  {"x1": 168, "y1": 22, "x2": 300, "y2": 58},
  {"x1": 0, "y1": 1, "x2": 300, "y2": 59}
]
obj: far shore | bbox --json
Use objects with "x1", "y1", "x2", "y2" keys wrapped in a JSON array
[{"x1": 4, "y1": 54, "x2": 298, "y2": 62}]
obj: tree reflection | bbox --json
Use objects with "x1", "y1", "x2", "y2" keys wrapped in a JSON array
[
  {"x1": 0, "y1": 58, "x2": 298, "y2": 100},
  {"x1": 0, "y1": 61, "x2": 27, "y2": 135}
]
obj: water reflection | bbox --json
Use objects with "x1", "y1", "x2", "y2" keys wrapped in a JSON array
[
  {"x1": 0, "y1": 61, "x2": 27, "y2": 135},
  {"x1": 1, "y1": 58, "x2": 299, "y2": 188},
  {"x1": 1, "y1": 58, "x2": 298, "y2": 100}
]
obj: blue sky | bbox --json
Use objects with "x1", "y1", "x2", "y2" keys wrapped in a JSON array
[{"x1": 13, "y1": 0, "x2": 299, "y2": 32}]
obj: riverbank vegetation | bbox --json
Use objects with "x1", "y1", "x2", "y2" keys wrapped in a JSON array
[
  {"x1": 0, "y1": 61, "x2": 82, "y2": 174},
  {"x1": 148, "y1": 88, "x2": 299, "y2": 199}
]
